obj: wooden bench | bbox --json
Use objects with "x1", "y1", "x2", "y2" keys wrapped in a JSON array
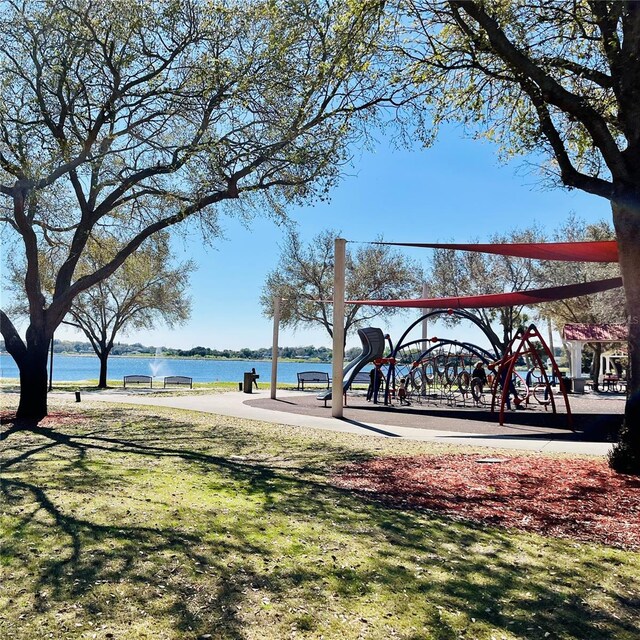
[
  {"x1": 297, "y1": 371, "x2": 330, "y2": 390},
  {"x1": 124, "y1": 374, "x2": 153, "y2": 388},
  {"x1": 164, "y1": 375, "x2": 193, "y2": 389}
]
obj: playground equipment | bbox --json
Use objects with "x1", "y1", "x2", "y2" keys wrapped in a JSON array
[
  {"x1": 380, "y1": 308, "x2": 499, "y2": 407},
  {"x1": 317, "y1": 327, "x2": 388, "y2": 402},
  {"x1": 374, "y1": 312, "x2": 572, "y2": 428},
  {"x1": 336, "y1": 239, "x2": 622, "y2": 423},
  {"x1": 489, "y1": 324, "x2": 572, "y2": 428},
  {"x1": 319, "y1": 312, "x2": 571, "y2": 429},
  {"x1": 388, "y1": 337, "x2": 496, "y2": 407}
]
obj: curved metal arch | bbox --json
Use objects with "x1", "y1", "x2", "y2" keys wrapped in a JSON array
[
  {"x1": 392, "y1": 309, "x2": 502, "y2": 359},
  {"x1": 398, "y1": 338, "x2": 496, "y2": 365},
  {"x1": 386, "y1": 338, "x2": 496, "y2": 406}
]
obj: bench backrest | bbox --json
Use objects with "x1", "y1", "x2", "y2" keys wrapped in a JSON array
[
  {"x1": 351, "y1": 371, "x2": 371, "y2": 384},
  {"x1": 124, "y1": 375, "x2": 152, "y2": 383},
  {"x1": 164, "y1": 375, "x2": 192, "y2": 385},
  {"x1": 297, "y1": 371, "x2": 329, "y2": 382}
]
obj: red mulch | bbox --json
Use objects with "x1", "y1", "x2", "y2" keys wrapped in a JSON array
[
  {"x1": 334, "y1": 454, "x2": 640, "y2": 550},
  {"x1": 0, "y1": 410, "x2": 81, "y2": 428}
]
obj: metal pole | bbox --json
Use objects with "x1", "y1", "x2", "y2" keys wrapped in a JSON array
[
  {"x1": 421, "y1": 282, "x2": 429, "y2": 345},
  {"x1": 546, "y1": 316, "x2": 555, "y2": 356},
  {"x1": 270, "y1": 296, "x2": 280, "y2": 400},
  {"x1": 48, "y1": 333, "x2": 54, "y2": 392},
  {"x1": 332, "y1": 238, "x2": 346, "y2": 418}
]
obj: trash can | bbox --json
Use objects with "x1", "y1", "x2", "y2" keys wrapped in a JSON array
[
  {"x1": 243, "y1": 372, "x2": 253, "y2": 394},
  {"x1": 572, "y1": 377, "x2": 586, "y2": 394},
  {"x1": 561, "y1": 376, "x2": 572, "y2": 394}
]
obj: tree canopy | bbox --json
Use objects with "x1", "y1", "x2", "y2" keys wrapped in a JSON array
[
  {"x1": 427, "y1": 227, "x2": 546, "y2": 353},
  {"x1": 536, "y1": 216, "x2": 625, "y2": 329},
  {"x1": 64, "y1": 233, "x2": 193, "y2": 387}
]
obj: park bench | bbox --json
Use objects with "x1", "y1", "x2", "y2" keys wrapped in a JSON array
[
  {"x1": 123, "y1": 374, "x2": 153, "y2": 388},
  {"x1": 163, "y1": 375, "x2": 193, "y2": 389},
  {"x1": 318, "y1": 369, "x2": 381, "y2": 407},
  {"x1": 349, "y1": 371, "x2": 371, "y2": 387},
  {"x1": 297, "y1": 371, "x2": 330, "y2": 390}
]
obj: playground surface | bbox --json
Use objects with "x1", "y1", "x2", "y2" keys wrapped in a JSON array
[{"x1": 82, "y1": 386, "x2": 624, "y2": 456}]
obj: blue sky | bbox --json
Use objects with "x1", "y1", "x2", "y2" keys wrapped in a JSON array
[{"x1": 56, "y1": 124, "x2": 612, "y2": 352}]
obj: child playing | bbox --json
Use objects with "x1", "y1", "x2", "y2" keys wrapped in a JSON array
[{"x1": 398, "y1": 377, "x2": 410, "y2": 406}]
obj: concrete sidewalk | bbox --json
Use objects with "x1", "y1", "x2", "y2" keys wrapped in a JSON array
[{"x1": 80, "y1": 388, "x2": 615, "y2": 456}]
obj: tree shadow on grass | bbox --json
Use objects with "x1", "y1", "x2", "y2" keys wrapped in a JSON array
[{"x1": 1, "y1": 406, "x2": 639, "y2": 639}]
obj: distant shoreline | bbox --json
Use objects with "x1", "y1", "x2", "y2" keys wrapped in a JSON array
[{"x1": 1, "y1": 351, "x2": 330, "y2": 364}]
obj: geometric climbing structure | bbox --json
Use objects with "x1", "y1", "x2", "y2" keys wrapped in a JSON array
[{"x1": 489, "y1": 323, "x2": 572, "y2": 429}]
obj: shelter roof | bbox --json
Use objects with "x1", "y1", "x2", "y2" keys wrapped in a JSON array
[{"x1": 562, "y1": 323, "x2": 628, "y2": 342}]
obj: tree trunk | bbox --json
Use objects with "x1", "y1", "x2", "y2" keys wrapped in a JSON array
[
  {"x1": 591, "y1": 343, "x2": 602, "y2": 392},
  {"x1": 16, "y1": 334, "x2": 50, "y2": 422},
  {"x1": 610, "y1": 199, "x2": 640, "y2": 471},
  {"x1": 98, "y1": 349, "x2": 111, "y2": 389}
]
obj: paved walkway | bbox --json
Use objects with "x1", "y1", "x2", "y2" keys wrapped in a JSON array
[{"x1": 81, "y1": 387, "x2": 623, "y2": 456}]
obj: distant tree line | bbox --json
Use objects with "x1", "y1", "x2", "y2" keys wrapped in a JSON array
[
  {"x1": 163, "y1": 345, "x2": 335, "y2": 361},
  {"x1": 0, "y1": 340, "x2": 342, "y2": 362}
]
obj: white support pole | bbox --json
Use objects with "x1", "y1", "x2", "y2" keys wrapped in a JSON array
[
  {"x1": 421, "y1": 282, "x2": 429, "y2": 345},
  {"x1": 546, "y1": 316, "x2": 555, "y2": 356},
  {"x1": 332, "y1": 238, "x2": 346, "y2": 418},
  {"x1": 569, "y1": 341, "x2": 583, "y2": 379},
  {"x1": 270, "y1": 296, "x2": 280, "y2": 400}
]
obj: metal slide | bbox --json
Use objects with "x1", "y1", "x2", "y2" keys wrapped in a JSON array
[{"x1": 317, "y1": 327, "x2": 386, "y2": 401}]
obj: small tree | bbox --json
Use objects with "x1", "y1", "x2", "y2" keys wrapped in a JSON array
[
  {"x1": 535, "y1": 216, "x2": 625, "y2": 390},
  {"x1": 63, "y1": 234, "x2": 193, "y2": 388},
  {"x1": 427, "y1": 228, "x2": 544, "y2": 353},
  {"x1": 261, "y1": 229, "x2": 425, "y2": 344}
]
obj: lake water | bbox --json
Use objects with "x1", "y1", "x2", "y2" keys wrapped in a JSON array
[{"x1": 0, "y1": 353, "x2": 333, "y2": 385}]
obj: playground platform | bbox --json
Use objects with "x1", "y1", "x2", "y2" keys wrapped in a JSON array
[{"x1": 246, "y1": 388, "x2": 622, "y2": 439}]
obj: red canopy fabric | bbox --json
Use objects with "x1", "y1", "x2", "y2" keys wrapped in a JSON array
[
  {"x1": 346, "y1": 277, "x2": 622, "y2": 309},
  {"x1": 373, "y1": 241, "x2": 619, "y2": 263}
]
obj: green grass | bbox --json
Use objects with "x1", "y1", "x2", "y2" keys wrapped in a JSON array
[{"x1": 1, "y1": 398, "x2": 638, "y2": 639}]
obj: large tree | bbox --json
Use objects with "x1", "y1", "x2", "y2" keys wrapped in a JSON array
[
  {"x1": 261, "y1": 229, "x2": 425, "y2": 344},
  {"x1": 401, "y1": 1, "x2": 640, "y2": 471},
  {"x1": 63, "y1": 234, "x2": 193, "y2": 388},
  {"x1": 0, "y1": 0, "x2": 409, "y2": 420}
]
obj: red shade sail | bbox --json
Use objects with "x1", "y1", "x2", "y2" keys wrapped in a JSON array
[
  {"x1": 346, "y1": 277, "x2": 622, "y2": 309},
  {"x1": 373, "y1": 240, "x2": 619, "y2": 263}
]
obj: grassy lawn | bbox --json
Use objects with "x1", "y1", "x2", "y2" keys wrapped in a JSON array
[{"x1": 1, "y1": 398, "x2": 638, "y2": 639}]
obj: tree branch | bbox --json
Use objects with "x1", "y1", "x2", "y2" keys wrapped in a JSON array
[{"x1": 450, "y1": 0, "x2": 628, "y2": 181}]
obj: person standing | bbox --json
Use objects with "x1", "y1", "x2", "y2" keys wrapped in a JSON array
[
  {"x1": 398, "y1": 377, "x2": 410, "y2": 406},
  {"x1": 367, "y1": 363, "x2": 384, "y2": 403},
  {"x1": 488, "y1": 359, "x2": 521, "y2": 410},
  {"x1": 471, "y1": 361, "x2": 488, "y2": 402}
]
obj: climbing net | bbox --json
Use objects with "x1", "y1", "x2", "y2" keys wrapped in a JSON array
[{"x1": 387, "y1": 338, "x2": 496, "y2": 407}]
